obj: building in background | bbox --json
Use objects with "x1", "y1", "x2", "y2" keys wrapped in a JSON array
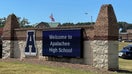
[
  {"x1": 35, "y1": 22, "x2": 60, "y2": 28},
  {"x1": 119, "y1": 29, "x2": 132, "y2": 42},
  {"x1": 48, "y1": 22, "x2": 60, "y2": 27},
  {"x1": 35, "y1": 22, "x2": 50, "y2": 28}
]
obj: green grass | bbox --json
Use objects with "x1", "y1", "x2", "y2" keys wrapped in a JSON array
[
  {"x1": 119, "y1": 58, "x2": 132, "y2": 71},
  {"x1": 0, "y1": 61, "x2": 95, "y2": 74}
]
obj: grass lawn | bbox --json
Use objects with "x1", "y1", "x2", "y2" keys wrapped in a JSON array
[
  {"x1": 0, "y1": 61, "x2": 96, "y2": 74},
  {"x1": 119, "y1": 58, "x2": 132, "y2": 71}
]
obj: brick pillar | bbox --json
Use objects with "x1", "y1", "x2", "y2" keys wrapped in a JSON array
[
  {"x1": 2, "y1": 14, "x2": 20, "y2": 58},
  {"x1": 93, "y1": 4, "x2": 119, "y2": 70},
  {"x1": 95, "y1": 4, "x2": 118, "y2": 39}
]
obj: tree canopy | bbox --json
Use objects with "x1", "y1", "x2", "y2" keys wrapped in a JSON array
[
  {"x1": 0, "y1": 17, "x2": 6, "y2": 27},
  {"x1": 0, "y1": 15, "x2": 132, "y2": 30},
  {"x1": 0, "y1": 16, "x2": 33, "y2": 28}
]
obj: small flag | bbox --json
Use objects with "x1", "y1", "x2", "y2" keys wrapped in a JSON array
[{"x1": 49, "y1": 13, "x2": 55, "y2": 22}]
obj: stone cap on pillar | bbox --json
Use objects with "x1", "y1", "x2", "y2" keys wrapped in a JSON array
[{"x1": 2, "y1": 14, "x2": 20, "y2": 40}]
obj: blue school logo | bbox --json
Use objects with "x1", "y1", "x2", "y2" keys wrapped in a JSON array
[{"x1": 25, "y1": 30, "x2": 37, "y2": 56}]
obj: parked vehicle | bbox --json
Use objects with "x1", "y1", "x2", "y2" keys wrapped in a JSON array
[{"x1": 118, "y1": 45, "x2": 132, "y2": 59}]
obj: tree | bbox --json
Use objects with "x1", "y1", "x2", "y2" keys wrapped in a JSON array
[
  {"x1": 19, "y1": 18, "x2": 30, "y2": 27},
  {"x1": 16, "y1": 17, "x2": 32, "y2": 28},
  {"x1": 76, "y1": 22, "x2": 94, "y2": 25},
  {"x1": 126, "y1": 24, "x2": 132, "y2": 29},
  {"x1": 61, "y1": 23, "x2": 74, "y2": 26},
  {"x1": 59, "y1": 22, "x2": 95, "y2": 27},
  {"x1": 118, "y1": 22, "x2": 128, "y2": 32},
  {"x1": 0, "y1": 15, "x2": 34, "y2": 28},
  {"x1": 23, "y1": 25, "x2": 34, "y2": 28},
  {"x1": 0, "y1": 17, "x2": 6, "y2": 27}
]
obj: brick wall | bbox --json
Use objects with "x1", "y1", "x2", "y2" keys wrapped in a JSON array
[{"x1": 2, "y1": 4, "x2": 118, "y2": 70}]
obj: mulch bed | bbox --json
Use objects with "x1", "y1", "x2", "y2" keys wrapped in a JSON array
[{"x1": 0, "y1": 58, "x2": 115, "y2": 74}]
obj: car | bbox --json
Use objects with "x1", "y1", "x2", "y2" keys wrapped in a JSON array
[{"x1": 118, "y1": 45, "x2": 132, "y2": 59}]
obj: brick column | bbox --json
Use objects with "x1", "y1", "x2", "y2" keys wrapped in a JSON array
[
  {"x1": 93, "y1": 4, "x2": 119, "y2": 70},
  {"x1": 2, "y1": 14, "x2": 20, "y2": 58}
]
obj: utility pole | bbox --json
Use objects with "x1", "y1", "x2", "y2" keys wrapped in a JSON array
[{"x1": 85, "y1": 13, "x2": 93, "y2": 24}]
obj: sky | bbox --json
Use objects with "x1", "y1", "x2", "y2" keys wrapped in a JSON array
[{"x1": 0, "y1": 0, "x2": 132, "y2": 25}]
